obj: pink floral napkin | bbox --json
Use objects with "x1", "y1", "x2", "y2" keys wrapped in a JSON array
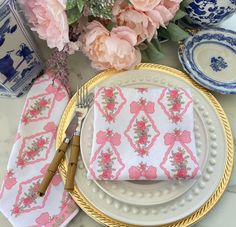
[
  {"x1": 88, "y1": 87, "x2": 200, "y2": 181},
  {"x1": 0, "y1": 73, "x2": 79, "y2": 226}
]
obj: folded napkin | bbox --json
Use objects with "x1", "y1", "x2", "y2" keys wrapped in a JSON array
[
  {"x1": 0, "y1": 73, "x2": 79, "y2": 226},
  {"x1": 88, "y1": 87, "x2": 200, "y2": 181}
]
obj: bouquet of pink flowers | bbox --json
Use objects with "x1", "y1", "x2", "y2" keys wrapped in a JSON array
[{"x1": 19, "y1": 0, "x2": 188, "y2": 71}]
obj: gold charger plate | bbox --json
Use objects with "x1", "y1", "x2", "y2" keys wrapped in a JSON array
[{"x1": 57, "y1": 64, "x2": 234, "y2": 226}]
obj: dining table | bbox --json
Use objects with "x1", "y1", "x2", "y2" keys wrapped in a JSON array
[{"x1": 0, "y1": 15, "x2": 235, "y2": 227}]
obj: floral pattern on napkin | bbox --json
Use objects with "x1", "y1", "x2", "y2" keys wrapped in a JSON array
[
  {"x1": 88, "y1": 87, "x2": 200, "y2": 181},
  {"x1": 0, "y1": 73, "x2": 79, "y2": 227}
]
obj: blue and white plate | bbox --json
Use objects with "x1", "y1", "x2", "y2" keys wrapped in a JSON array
[{"x1": 178, "y1": 28, "x2": 236, "y2": 94}]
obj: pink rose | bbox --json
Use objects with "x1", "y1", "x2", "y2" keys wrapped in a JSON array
[
  {"x1": 26, "y1": 150, "x2": 37, "y2": 158},
  {"x1": 137, "y1": 121, "x2": 146, "y2": 130},
  {"x1": 104, "y1": 88, "x2": 114, "y2": 97},
  {"x1": 106, "y1": 102, "x2": 115, "y2": 110},
  {"x1": 171, "y1": 115, "x2": 181, "y2": 123},
  {"x1": 101, "y1": 153, "x2": 111, "y2": 164},
  {"x1": 173, "y1": 151, "x2": 184, "y2": 163},
  {"x1": 102, "y1": 169, "x2": 112, "y2": 179},
  {"x1": 169, "y1": 89, "x2": 179, "y2": 98},
  {"x1": 37, "y1": 139, "x2": 46, "y2": 148},
  {"x1": 38, "y1": 99, "x2": 48, "y2": 107},
  {"x1": 23, "y1": 197, "x2": 34, "y2": 206},
  {"x1": 29, "y1": 109, "x2": 40, "y2": 117},
  {"x1": 12, "y1": 206, "x2": 21, "y2": 215},
  {"x1": 138, "y1": 148, "x2": 148, "y2": 156},
  {"x1": 19, "y1": 0, "x2": 69, "y2": 51},
  {"x1": 32, "y1": 183, "x2": 40, "y2": 192},
  {"x1": 106, "y1": 114, "x2": 114, "y2": 122},
  {"x1": 17, "y1": 158, "x2": 25, "y2": 167},
  {"x1": 79, "y1": 21, "x2": 141, "y2": 70},
  {"x1": 21, "y1": 115, "x2": 29, "y2": 124},
  {"x1": 138, "y1": 135, "x2": 147, "y2": 144},
  {"x1": 176, "y1": 167, "x2": 187, "y2": 178},
  {"x1": 130, "y1": 0, "x2": 161, "y2": 11},
  {"x1": 171, "y1": 103, "x2": 181, "y2": 112}
]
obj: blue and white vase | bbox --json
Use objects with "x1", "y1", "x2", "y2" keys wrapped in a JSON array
[
  {"x1": 183, "y1": 0, "x2": 236, "y2": 27},
  {"x1": 0, "y1": 0, "x2": 43, "y2": 97}
]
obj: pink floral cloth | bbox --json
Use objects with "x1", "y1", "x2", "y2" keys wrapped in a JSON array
[
  {"x1": 88, "y1": 87, "x2": 200, "y2": 180},
  {"x1": 0, "y1": 73, "x2": 79, "y2": 226}
]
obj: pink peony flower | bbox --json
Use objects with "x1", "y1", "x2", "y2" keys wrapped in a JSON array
[
  {"x1": 130, "y1": 0, "x2": 161, "y2": 11},
  {"x1": 101, "y1": 153, "x2": 111, "y2": 164},
  {"x1": 137, "y1": 121, "x2": 146, "y2": 130},
  {"x1": 113, "y1": 1, "x2": 159, "y2": 43},
  {"x1": 176, "y1": 167, "x2": 187, "y2": 178},
  {"x1": 79, "y1": 21, "x2": 141, "y2": 70},
  {"x1": 171, "y1": 103, "x2": 181, "y2": 112},
  {"x1": 102, "y1": 169, "x2": 112, "y2": 179},
  {"x1": 19, "y1": 0, "x2": 69, "y2": 51},
  {"x1": 113, "y1": 0, "x2": 181, "y2": 43},
  {"x1": 104, "y1": 88, "x2": 114, "y2": 97},
  {"x1": 169, "y1": 89, "x2": 179, "y2": 98},
  {"x1": 106, "y1": 102, "x2": 115, "y2": 110},
  {"x1": 151, "y1": 0, "x2": 182, "y2": 25},
  {"x1": 173, "y1": 151, "x2": 184, "y2": 163}
]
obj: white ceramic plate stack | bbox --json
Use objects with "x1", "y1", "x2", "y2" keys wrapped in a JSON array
[
  {"x1": 178, "y1": 28, "x2": 236, "y2": 94},
  {"x1": 58, "y1": 64, "x2": 234, "y2": 226}
]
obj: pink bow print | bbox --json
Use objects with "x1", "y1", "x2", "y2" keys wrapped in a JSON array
[
  {"x1": 96, "y1": 129, "x2": 121, "y2": 146},
  {"x1": 130, "y1": 99, "x2": 154, "y2": 114},
  {"x1": 164, "y1": 129, "x2": 191, "y2": 146},
  {"x1": 129, "y1": 164, "x2": 157, "y2": 180},
  {"x1": 45, "y1": 84, "x2": 65, "y2": 101}
]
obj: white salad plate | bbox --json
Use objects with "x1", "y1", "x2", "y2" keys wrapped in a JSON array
[
  {"x1": 178, "y1": 28, "x2": 236, "y2": 94},
  {"x1": 57, "y1": 64, "x2": 233, "y2": 226}
]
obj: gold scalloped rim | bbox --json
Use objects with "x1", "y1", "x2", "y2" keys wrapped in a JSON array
[{"x1": 57, "y1": 63, "x2": 234, "y2": 227}]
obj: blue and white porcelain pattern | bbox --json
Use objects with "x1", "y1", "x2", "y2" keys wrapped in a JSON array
[
  {"x1": 178, "y1": 28, "x2": 236, "y2": 94},
  {"x1": 184, "y1": 0, "x2": 236, "y2": 27},
  {"x1": 210, "y1": 56, "x2": 228, "y2": 72},
  {"x1": 0, "y1": 0, "x2": 43, "y2": 98}
]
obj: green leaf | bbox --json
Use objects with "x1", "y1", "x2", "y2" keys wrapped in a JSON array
[
  {"x1": 66, "y1": 7, "x2": 81, "y2": 25},
  {"x1": 145, "y1": 41, "x2": 165, "y2": 63},
  {"x1": 66, "y1": 0, "x2": 77, "y2": 10},
  {"x1": 166, "y1": 23, "x2": 189, "y2": 41},
  {"x1": 151, "y1": 38, "x2": 162, "y2": 51},
  {"x1": 141, "y1": 50, "x2": 150, "y2": 63},
  {"x1": 172, "y1": 9, "x2": 187, "y2": 21},
  {"x1": 107, "y1": 21, "x2": 116, "y2": 31},
  {"x1": 158, "y1": 27, "x2": 169, "y2": 39},
  {"x1": 77, "y1": 0, "x2": 86, "y2": 13}
]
